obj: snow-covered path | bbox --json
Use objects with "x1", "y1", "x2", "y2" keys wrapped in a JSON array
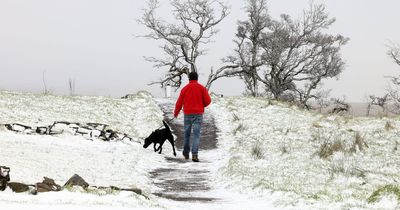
[
  {"x1": 152, "y1": 99, "x2": 281, "y2": 210},
  {"x1": 151, "y1": 99, "x2": 218, "y2": 202}
]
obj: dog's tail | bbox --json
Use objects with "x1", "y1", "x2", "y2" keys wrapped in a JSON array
[{"x1": 162, "y1": 120, "x2": 171, "y2": 132}]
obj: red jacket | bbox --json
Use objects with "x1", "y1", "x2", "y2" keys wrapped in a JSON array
[{"x1": 174, "y1": 80, "x2": 211, "y2": 117}]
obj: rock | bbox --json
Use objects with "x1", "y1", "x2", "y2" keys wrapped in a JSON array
[
  {"x1": 0, "y1": 166, "x2": 10, "y2": 191},
  {"x1": 7, "y1": 182, "x2": 37, "y2": 195},
  {"x1": 121, "y1": 91, "x2": 153, "y2": 99},
  {"x1": 7, "y1": 182, "x2": 30, "y2": 193},
  {"x1": 110, "y1": 186, "x2": 142, "y2": 195},
  {"x1": 64, "y1": 174, "x2": 89, "y2": 189},
  {"x1": 4, "y1": 123, "x2": 32, "y2": 133},
  {"x1": 36, "y1": 177, "x2": 61, "y2": 192},
  {"x1": 0, "y1": 180, "x2": 6, "y2": 191},
  {"x1": 87, "y1": 123, "x2": 108, "y2": 131},
  {"x1": 35, "y1": 126, "x2": 49, "y2": 135}
]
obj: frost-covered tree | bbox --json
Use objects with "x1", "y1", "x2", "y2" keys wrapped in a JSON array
[
  {"x1": 366, "y1": 94, "x2": 389, "y2": 116},
  {"x1": 206, "y1": 0, "x2": 269, "y2": 96},
  {"x1": 261, "y1": 3, "x2": 348, "y2": 106},
  {"x1": 208, "y1": 1, "x2": 348, "y2": 107},
  {"x1": 365, "y1": 43, "x2": 400, "y2": 114},
  {"x1": 385, "y1": 43, "x2": 400, "y2": 113},
  {"x1": 330, "y1": 97, "x2": 350, "y2": 114},
  {"x1": 388, "y1": 43, "x2": 400, "y2": 66},
  {"x1": 140, "y1": 0, "x2": 229, "y2": 88}
]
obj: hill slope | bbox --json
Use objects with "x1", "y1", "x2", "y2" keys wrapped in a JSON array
[
  {"x1": 209, "y1": 96, "x2": 400, "y2": 209},
  {"x1": 0, "y1": 91, "x2": 166, "y2": 209}
]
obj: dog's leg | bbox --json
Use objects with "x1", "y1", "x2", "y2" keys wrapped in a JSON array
[
  {"x1": 167, "y1": 137, "x2": 177, "y2": 156},
  {"x1": 157, "y1": 139, "x2": 167, "y2": 154},
  {"x1": 153, "y1": 143, "x2": 157, "y2": 152}
]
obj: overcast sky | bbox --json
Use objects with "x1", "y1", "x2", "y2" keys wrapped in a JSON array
[{"x1": 0, "y1": 0, "x2": 399, "y2": 102}]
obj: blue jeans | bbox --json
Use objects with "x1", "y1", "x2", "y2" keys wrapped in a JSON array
[{"x1": 183, "y1": 114, "x2": 203, "y2": 156}]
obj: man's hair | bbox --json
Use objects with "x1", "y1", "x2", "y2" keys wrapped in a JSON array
[{"x1": 188, "y1": 72, "x2": 198, "y2": 81}]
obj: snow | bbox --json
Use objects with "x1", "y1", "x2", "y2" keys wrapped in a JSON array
[
  {"x1": 1, "y1": 90, "x2": 400, "y2": 209},
  {"x1": 0, "y1": 90, "x2": 166, "y2": 209},
  {"x1": 208, "y1": 96, "x2": 400, "y2": 209}
]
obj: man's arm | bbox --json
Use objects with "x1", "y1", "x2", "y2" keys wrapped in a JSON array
[
  {"x1": 174, "y1": 89, "x2": 184, "y2": 117},
  {"x1": 203, "y1": 87, "x2": 211, "y2": 107}
]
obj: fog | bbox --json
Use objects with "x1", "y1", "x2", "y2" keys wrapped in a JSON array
[{"x1": 0, "y1": 0, "x2": 399, "y2": 101}]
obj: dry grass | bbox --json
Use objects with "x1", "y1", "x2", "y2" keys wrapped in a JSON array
[
  {"x1": 316, "y1": 130, "x2": 369, "y2": 159},
  {"x1": 311, "y1": 129, "x2": 323, "y2": 142},
  {"x1": 393, "y1": 141, "x2": 399, "y2": 153},
  {"x1": 318, "y1": 140, "x2": 345, "y2": 159},
  {"x1": 312, "y1": 122, "x2": 322, "y2": 128},
  {"x1": 350, "y1": 132, "x2": 368, "y2": 153},
  {"x1": 251, "y1": 142, "x2": 264, "y2": 160},
  {"x1": 233, "y1": 124, "x2": 245, "y2": 135},
  {"x1": 385, "y1": 121, "x2": 395, "y2": 131},
  {"x1": 280, "y1": 144, "x2": 289, "y2": 155},
  {"x1": 232, "y1": 113, "x2": 240, "y2": 121}
]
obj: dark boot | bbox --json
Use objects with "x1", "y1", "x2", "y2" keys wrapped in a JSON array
[
  {"x1": 183, "y1": 152, "x2": 189, "y2": 160},
  {"x1": 192, "y1": 154, "x2": 199, "y2": 162}
]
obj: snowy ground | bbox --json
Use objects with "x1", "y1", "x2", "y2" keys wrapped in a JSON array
[
  {"x1": 0, "y1": 91, "x2": 167, "y2": 209},
  {"x1": 209, "y1": 96, "x2": 400, "y2": 210},
  {"x1": 1, "y1": 91, "x2": 399, "y2": 209}
]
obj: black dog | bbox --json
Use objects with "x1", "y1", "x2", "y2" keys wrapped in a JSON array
[{"x1": 143, "y1": 120, "x2": 177, "y2": 156}]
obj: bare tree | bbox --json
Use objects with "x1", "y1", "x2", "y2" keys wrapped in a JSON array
[
  {"x1": 259, "y1": 3, "x2": 348, "y2": 106},
  {"x1": 330, "y1": 97, "x2": 350, "y2": 114},
  {"x1": 386, "y1": 43, "x2": 400, "y2": 88},
  {"x1": 388, "y1": 43, "x2": 400, "y2": 66},
  {"x1": 207, "y1": 1, "x2": 348, "y2": 107},
  {"x1": 383, "y1": 43, "x2": 400, "y2": 113},
  {"x1": 367, "y1": 94, "x2": 389, "y2": 116},
  {"x1": 365, "y1": 44, "x2": 400, "y2": 115},
  {"x1": 140, "y1": 0, "x2": 229, "y2": 88},
  {"x1": 68, "y1": 77, "x2": 76, "y2": 96},
  {"x1": 42, "y1": 70, "x2": 50, "y2": 95},
  {"x1": 207, "y1": 0, "x2": 269, "y2": 96},
  {"x1": 313, "y1": 89, "x2": 331, "y2": 113}
]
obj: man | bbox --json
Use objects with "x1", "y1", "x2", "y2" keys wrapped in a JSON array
[{"x1": 174, "y1": 72, "x2": 211, "y2": 162}]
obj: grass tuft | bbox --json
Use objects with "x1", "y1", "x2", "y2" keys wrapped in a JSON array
[
  {"x1": 251, "y1": 142, "x2": 264, "y2": 160},
  {"x1": 318, "y1": 140, "x2": 344, "y2": 159},
  {"x1": 350, "y1": 132, "x2": 368, "y2": 153},
  {"x1": 385, "y1": 121, "x2": 395, "y2": 131},
  {"x1": 280, "y1": 144, "x2": 289, "y2": 155},
  {"x1": 233, "y1": 124, "x2": 245, "y2": 135},
  {"x1": 232, "y1": 113, "x2": 240, "y2": 121},
  {"x1": 368, "y1": 185, "x2": 400, "y2": 203}
]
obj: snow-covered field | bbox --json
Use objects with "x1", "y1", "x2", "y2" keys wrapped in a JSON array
[
  {"x1": 0, "y1": 90, "x2": 167, "y2": 209},
  {"x1": 209, "y1": 96, "x2": 400, "y2": 210},
  {"x1": 1, "y1": 91, "x2": 400, "y2": 209}
]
